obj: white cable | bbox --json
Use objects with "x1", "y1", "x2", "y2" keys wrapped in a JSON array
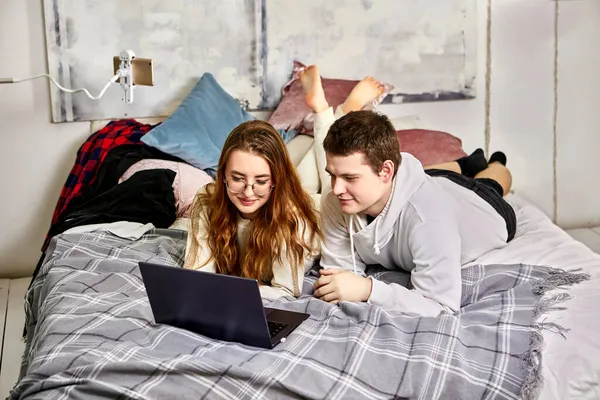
[{"x1": 9, "y1": 73, "x2": 120, "y2": 100}]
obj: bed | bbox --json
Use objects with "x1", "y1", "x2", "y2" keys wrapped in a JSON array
[
  {"x1": 7, "y1": 191, "x2": 598, "y2": 400},
  {"x1": 11, "y1": 71, "x2": 599, "y2": 399}
]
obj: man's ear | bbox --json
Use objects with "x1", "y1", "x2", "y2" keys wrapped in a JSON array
[{"x1": 379, "y1": 160, "x2": 395, "y2": 183}]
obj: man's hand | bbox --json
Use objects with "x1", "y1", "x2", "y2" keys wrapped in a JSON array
[{"x1": 313, "y1": 269, "x2": 372, "y2": 304}]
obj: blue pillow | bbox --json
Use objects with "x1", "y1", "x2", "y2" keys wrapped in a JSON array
[{"x1": 141, "y1": 73, "x2": 256, "y2": 170}]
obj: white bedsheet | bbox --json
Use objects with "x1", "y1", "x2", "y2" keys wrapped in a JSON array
[{"x1": 469, "y1": 194, "x2": 600, "y2": 400}]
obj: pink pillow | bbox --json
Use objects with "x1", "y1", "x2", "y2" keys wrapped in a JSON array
[
  {"x1": 268, "y1": 61, "x2": 392, "y2": 136},
  {"x1": 119, "y1": 159, "x2": 213, "y2": 218},
  {"x1": 397, "y1": 129, "x2": 467, "y2": 167}
]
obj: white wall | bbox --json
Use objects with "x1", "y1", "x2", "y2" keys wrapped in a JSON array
[
  {"x1": 557, "y1": 0, "x2": 600, "y2": 228},
  {"x1": 1, "y1": 0, "x2": 599, "y2": 277},
  {"x1": 0, "y1": 0, "x2": 90, "y2": 278}
]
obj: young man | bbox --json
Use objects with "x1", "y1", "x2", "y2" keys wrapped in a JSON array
[{"x1": 299, "y1": 65, "x2": 516, "y2": 317}]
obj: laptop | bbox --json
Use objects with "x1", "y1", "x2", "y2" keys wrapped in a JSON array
[{"x1": 138, "y1": 262, "x2": 310, "y2": 349}]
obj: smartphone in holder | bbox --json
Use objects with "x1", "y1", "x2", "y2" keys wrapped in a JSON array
[{"x1": 113, "y1": 56, "x2": 154, "y2": 86}]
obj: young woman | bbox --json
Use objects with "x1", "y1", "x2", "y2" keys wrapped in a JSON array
[{"x1": 183, "y1": 120, "x2": 322, "y2": 299}]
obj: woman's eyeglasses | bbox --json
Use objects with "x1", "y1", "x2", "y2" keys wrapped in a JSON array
[{"x1": 224, "y1": 177, "x2": 274, "y2": 197}]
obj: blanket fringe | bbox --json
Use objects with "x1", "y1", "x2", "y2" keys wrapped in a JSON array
[
  {"x1": 532, "y1": 292, "x2": 569, "y2": 320},
  {"x1": 520, "y1": 329, "x2": 545, "y2": 400},
  {"x1": 519, "y1": 267, "x2": 590, "y2": 400},
  {"x1": 532, "y1": 267, "x2": 590, "y2": 296}
]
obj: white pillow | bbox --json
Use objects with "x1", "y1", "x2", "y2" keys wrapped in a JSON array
[
  {"x1": 285, "y1": 134, "x2": 314, "y2": 167},
  {"x1": 310, "y1": 193, "x2": 322, "y2": 214},
  {"x1": 296, "y1": 143, "x2": 320, "y2": 194}
]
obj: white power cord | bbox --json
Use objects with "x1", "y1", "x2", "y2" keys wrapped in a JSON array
[
  {"x1": 0, "y1": 49, "x2": 137, "y2": 103},
  {"x1": 2, "y1": 73, "x2": 120, "y2": 100}
]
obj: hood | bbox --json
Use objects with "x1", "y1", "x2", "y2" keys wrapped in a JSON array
[{"x1": 347, "y1": 152, "x2": 426, "y2": 273}]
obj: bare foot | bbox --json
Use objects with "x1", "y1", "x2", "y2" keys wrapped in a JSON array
[
  {"x1": 299, "y1": 65, "x2": 329, "y2": 113},
  {"x1": 341, "y1": 77, "x2": 386, "y2": 114}
]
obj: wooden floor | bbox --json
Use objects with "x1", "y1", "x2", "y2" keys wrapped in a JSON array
[
  {"x1": 0, "y1": 228, "x2": 599, "y2": 396},
  {"x1": 0, "y1": 278, "x2": 30, "y2": 399}
]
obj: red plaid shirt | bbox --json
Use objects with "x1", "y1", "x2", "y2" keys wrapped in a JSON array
[{"x1": 43, "y1": 119, "x2": 156, "y2": 251}]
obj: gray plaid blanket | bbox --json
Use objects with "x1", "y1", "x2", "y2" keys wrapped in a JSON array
[{"x1": 10, "y1": 229, "x2": 588, "y2": 400}]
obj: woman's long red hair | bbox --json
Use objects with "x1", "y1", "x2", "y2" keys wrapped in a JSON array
[{"x1": 184, "y1": 120, "x2": 322, "y2": 296}]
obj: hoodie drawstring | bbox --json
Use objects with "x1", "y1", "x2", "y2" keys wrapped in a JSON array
[
  {"x1": 349, "y1": 215, "x2": 358, "y2": 276},
  {"x1": 373, "y1": 222, "x2": 381, "y2": 255}
]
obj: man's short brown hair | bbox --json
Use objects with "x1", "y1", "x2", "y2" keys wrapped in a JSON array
[{"x1": 323, "y1": 110, "x2": 401, "y2": 176}]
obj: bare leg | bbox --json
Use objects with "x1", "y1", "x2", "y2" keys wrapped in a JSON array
[
  {"x1": 299, "y1": 65, "x2": 332, "y2": 194},
  {"x1": 300, "y1": 66, "x2": 386, "y2": 196},
  {"x1": 474, "y1": 162, "x2": 513, "y2": 196},
  {"x1": 299, "y1": 66, "x2": 385, "y2": 114},
  {"x1": 339, "y1": 76, "x2": 386, "y2": 114},
  {"x1": 424, "y1": 162, "x2": 462, "y2": 174},
  {"x1": 299, "y1": 65, "x2": 329, "y2": 113}
]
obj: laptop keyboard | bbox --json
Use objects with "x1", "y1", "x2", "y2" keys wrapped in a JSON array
[{"x1": 268, "y1": 321, "x2": 287, "y2": 337}]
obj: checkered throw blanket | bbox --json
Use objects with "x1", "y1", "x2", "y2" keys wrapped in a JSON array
[{"x1": 11, "y1": 229, "x2": 588, "y2": 400}]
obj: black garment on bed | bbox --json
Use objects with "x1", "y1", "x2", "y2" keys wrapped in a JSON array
[
  {"x1": 47, "y1": 143, "x2": 183, "y2": 239},
  {"x1": 42, "y1": 143, "x2": 182, "y2": 258},
  {"x1": 63, "y1": 144, "x2": 184, "y2": 215},
  {"x1": 425, "y1": 169, "x2": 517, "y2": 242},
  {"x1": 49, "y1": 168, "x2": 177, "y2": 237}
]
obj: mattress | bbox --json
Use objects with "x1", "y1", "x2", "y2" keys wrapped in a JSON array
[{"x1": 470, "y1": 194, "x2": 600, "y2": 400}]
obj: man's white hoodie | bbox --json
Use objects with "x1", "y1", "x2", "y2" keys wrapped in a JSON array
[{"x1": 319, "y1": 152, "x2": 509, "y2": 317}]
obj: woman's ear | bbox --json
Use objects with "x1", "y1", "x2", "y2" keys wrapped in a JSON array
[{"x1": 379, "y1": 160, "x2": 395, "y2": 183}]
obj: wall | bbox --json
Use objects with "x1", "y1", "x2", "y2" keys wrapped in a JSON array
[
  {"x1": 557, "y1": 0, "x2": 600, "y2": 228},
  {"x1": 0, "y1": 0, "x2": 90, "y2": 278},
  {"x1": 1, "y1": 0, "x2": 598, "y2": 277}
]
